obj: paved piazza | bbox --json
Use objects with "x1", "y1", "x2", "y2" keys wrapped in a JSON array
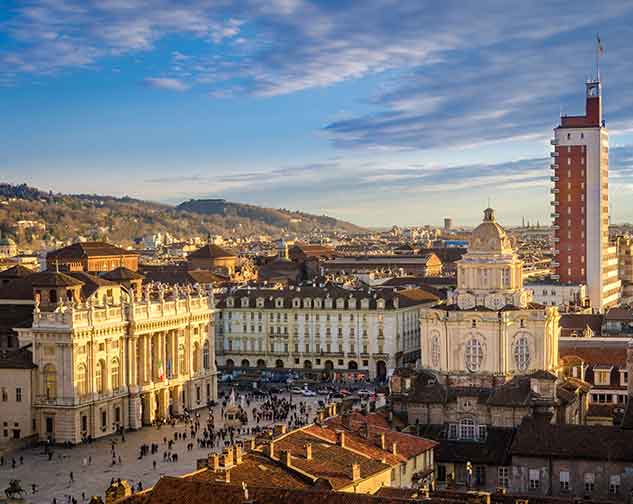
[{"x1": 0, "y1": 392, "x2": 323, "y2": 503}]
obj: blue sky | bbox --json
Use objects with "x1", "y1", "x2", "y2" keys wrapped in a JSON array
[{"x1": 2, "y1": 1, "x2": 633, "y2": 227}]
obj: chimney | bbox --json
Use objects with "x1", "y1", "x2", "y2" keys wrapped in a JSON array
[
  {"x1": 376, "y1": 433, "x2": 386, "y2": 450},
  {"x1": 336, "y1": 431, "x2": 346, "y2": 448},
  {"x1": 305, "y1": 443, "x2": 313, "y2": 460},
  {"x1": 273, "y1": 424, "x2": 287, "y2": 437},
  {"x1": 391, "y1": 442, "x2": 397, "y2": 456},
  {"x1": 223, "y1": 469, "x2": 231, "y2": 483},
  {"x1": 280, "y1": 450, "x2": 292, "y2": 467},
  {"x1": 352, "y1": 463, "x2": 361, "y2": 482},
  {"x1": 208, "y1": 453, "x2": 220, "y2": 471},
  {"x1": 342, "y1": 413, "x2": 352, "y2": 430},
  {"x1": 248, "y1": 437, "x2": 256, "y2": 451},
  {"x1": 268, "y1": 441, "x2": 275, "y2": 459},
  {"x1": 221, "y1": 448, "x2": 234, "y2": 467},
  {"x1": 234, "y1": 445, "x2": 243, "y2": 464}
]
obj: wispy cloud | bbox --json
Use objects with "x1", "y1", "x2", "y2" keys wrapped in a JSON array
[{"x1": 144, "y1": 76, "x2": 189, "y2": 91}]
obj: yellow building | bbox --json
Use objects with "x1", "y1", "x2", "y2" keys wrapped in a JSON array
[{"x1": 420, "y1": 208, "x2": 560, "y2": 375}]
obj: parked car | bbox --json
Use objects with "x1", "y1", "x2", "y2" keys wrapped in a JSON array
[
  {"x1": 357, "y1": 389, "x2": 372, "y2": 398},
  {"x1": 302, "y1": 388, "x2": 316, "y2": 397},
  {"x1": 290, "y1": 387, "x2": 303, "y2": 394}
]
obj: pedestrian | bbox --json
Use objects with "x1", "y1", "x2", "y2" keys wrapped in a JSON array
[
  {"x1": 153, "y1": 460, "x2": 156, "y2": 470},
  {"x1": 19, "y1": 455, "x2": 23, "y2": 464},
  {"x1": 70, "y1": 471, "x2": 74, "y2": 483}
]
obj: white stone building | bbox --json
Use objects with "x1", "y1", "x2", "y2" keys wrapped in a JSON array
[
  {"x1": 420, "y1": 209, "x2": 560, "y2": 375},
  {"x1": 13, "y1": 277, "x2": 217, "y2": 444},
  {"x1": 215, "y1": 285, "x2": 438, "y2": 381}
]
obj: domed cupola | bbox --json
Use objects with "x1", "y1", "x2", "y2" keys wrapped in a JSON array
[{"x1": 469, "y1": 208, "x2": 514, "y2": 255}]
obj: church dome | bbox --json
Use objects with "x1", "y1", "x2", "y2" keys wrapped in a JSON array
[{"x1": 469, "y1": 208, "x2": 513, "y2": 254}]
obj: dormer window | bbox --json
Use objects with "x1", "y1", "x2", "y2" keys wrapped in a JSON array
[
  {"x1": 361, "y1": 299, "x2": 369, "y2": 309},
  {"x1": 303, "y1": 298, "x2": 312, "y2": 309},
  {"x1": 349, "y1": 299, "x2": 357, "y2": 310},
  {"x1": 324, "y1": 298, "x2": 333, "y2": 309},
  {"x1": 256, "y1": 298, "x2": 264, "y2": 308},
  {"x1": 241, "y1": 297, "x2": 249, "y2": 308},
  {"x1": 293, "y1": 298, "x2": 300, "y2": 308},
  {"x1": 336, "y1": 298, "x2": 345, "y2": 309},
  {"x1": 314, "y1": 298, "x2": 321, "y2": 309},
  {"x1": 226, "y1": 297, "x2": 234, "y2": 308},
  {"x1": 377, "y1": 299, "x2": 385, "y2": 309},
  {"x1": 275, "y1": 298, "x2": 284, "y2": 308}
]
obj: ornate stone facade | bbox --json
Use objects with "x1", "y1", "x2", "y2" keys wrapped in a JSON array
[
  {"x1": 420, "y1": 209, "x2": 560, "y2": 375},
  {"x1": 15, "y1": 284, "x2": 217, "y2": 444}
]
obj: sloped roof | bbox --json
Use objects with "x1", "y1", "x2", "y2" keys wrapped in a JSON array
[
  {"x1": 510, "y1": 417, "x2": 633, "y2": 461},
  {"x1": 102, "y1": 267, "x2": 145, "y2": 281},
  {"x1": 188, "y1": 244, "x2": 237, "y2": 259},
  {"x1": 29, "y1": 270, "x2": 84, "y2": 287},
  {"x1": 0, "y1": 345, "x2": 36, "y2": 369},
  {"x1": 0, "y1": 264, "x2": 34, "y2": 279},
  {"x1": 47, "y1": 241, "x2": 138, "y2": 259}
]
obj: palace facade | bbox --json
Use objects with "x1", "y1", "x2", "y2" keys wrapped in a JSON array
[
  {"x1": 215, "y1": 285, "x2": 439, "y2": 381},
  {"x1": 12, "y1": 276, "x2": 217, "y2": 444}
]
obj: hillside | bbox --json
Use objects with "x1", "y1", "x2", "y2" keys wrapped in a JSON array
[{"x1": 0, "y1": 183, "x2": 364, "y2": 246}]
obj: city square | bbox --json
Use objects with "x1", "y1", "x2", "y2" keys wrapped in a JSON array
[{"x1": 0, "y1": 390, "x2": 323, "y2": 503}]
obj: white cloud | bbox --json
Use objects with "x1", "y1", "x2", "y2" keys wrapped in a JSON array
[{"x1": 144, "y1": 76, "x2": 189, "y2": 91}]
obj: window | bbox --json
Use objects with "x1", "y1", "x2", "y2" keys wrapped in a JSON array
[
  {"x1": 459, "y1": 418, "x2": 475, "y2": 440},
  {"x1": 111, "y1": 358, "x2": 120, "y2": 391},
  {"x1": 560, "y1": 471, "x2": 570, "y2": 491},
  {"x1": 77, "y1": 364, "x2": 87, "y2": 397},
  {"x1": 475, "y1": 466, "x2": 486, "y2": 486},
  {"x1": 431, "y1": 335, "x2": 441, "y2": 367},
  {"x1": 44, "y1": 364, "x2": 57, "y2": 400},
  {"x1": 203, "y1": 342, "x2": 209, "y2": 370},
  {"x1": 464, "y1": 339, "x2": 483, "y2": 372},
  {"x1": 514, "y1": 335, "x2": 530, "y2": 371},
  {"x1": 609, "y1": 475, "x2": 620, "y2": 496},
  {"x1": 529, "y1": 469, "x2": 540, "y2": 490},
  {"x1": 178, "y1": 344, "x2": 186, "y2": 374},
  {"x1": 15, "y1": 388, "x2": 21, "y2": 402},
  {"x1": 594, "y1": 369, "x2": 611, "y2": 386},
  {"x1": 96, "y1": 360, "x2": 106, "y2": 394},
  {"x1": 478, "y1": 424, "x2": 487, "y2": 440},
  {"x1": 1, "y1": 388, "x2": 7, "y2": 402},
  {"x1": 448, "y1": 424, "x2": 458, "y2": 439},
  {"x1": 584, "y1": 473, "x2": 594, "y2": 493},
  {"x1": 498, "y1": 467, "x2": 509, "y2": 489}
]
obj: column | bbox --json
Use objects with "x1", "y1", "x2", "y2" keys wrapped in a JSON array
[{"x1": 161, "y1": 331, "x2": 167, "y2": 382}]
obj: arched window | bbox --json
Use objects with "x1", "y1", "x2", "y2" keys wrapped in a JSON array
[
  {"x1": 44, "y1": 364, "x2": 57, "y2": 400},
  {"x1": 514, "y1": 335, "x2": 531, "y2": 371},
  {"x1": 465, "y1": 338, "x2": 483, "y2": 373},
  {"x1": 431, "y1": 334, "x2": 441, "y2": 368},
  {"x1": 77, "y1": 363, "x2": 87, "y2": 397},
  {"x1": 178, "y1": 344, "x2": 186, "y2": 375},
  {"x1": 460, "y1": 418, "x2": 476, "y2": 440},
  {"x1": 96, "y1": 359, "x2": 106, "y2": 394},
  {"x1": 111, "y1": 358, "x2": 120, "y2": 391},
  {"x1": 192, "y1": 343, "x2": 200, "y2": 374},
  {"x1": 203, "y1": 341, "x2": 209, "y2": 370}
]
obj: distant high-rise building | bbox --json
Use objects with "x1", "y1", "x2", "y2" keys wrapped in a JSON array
[
  {"x1": 443, "y1": 217, "x2": 453, "y2": 230},
  {"x1": 551, "y1": 79, "x2": 620, "y2": 310}
]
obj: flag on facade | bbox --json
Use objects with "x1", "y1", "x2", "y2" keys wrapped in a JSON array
[
  {"x1": 158, "y1": 359, "x2": 165, "y2": 381},
  {"x1": 166, "y1": 358, "x2": 172, "y2": 379}
]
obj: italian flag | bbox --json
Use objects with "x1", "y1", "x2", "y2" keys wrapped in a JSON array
[{"x1": 158, "y1": 359, "x2": 165, "y2": 381}]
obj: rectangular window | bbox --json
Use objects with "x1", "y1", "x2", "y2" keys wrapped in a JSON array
[
  {"x1": 529, "y1": 469, "x2": 540, "y2": 490},
  {"x1": 15, "y1": 388, "x2": 21, "y2": 402},
  {"x1": 448, "y1": 424, "x2": 458, "y2": 439},
  {"x1": 1, "y1": 388, "x2": 7, "y2": 402},
  {"x1": 475, "y1": 466, "x2": 486, "y2": 486},
  {"x1": 609, "y1": 475, "x2": 621, "y2": 495},
  {"x1": 584, "y1": 473, "x2": 595, "y2": 493},
  {"x1": 498, "y1": 467, "x2": 509, "y2": 489},
  {"x1": 560, "y1": 471, "x2": 570, "y2": 491}
]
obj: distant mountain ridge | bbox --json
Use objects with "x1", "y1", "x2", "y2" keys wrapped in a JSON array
[{"x1": 0, "y1": 183, "x2": 364, "y2": 246}]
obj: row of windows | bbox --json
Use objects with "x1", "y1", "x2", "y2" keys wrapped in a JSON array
[
  {"x1": 222, "y1": 311, "x2": 371, "y2": 323},
  {"x1": 0, "y1": 387, "x2": 22, "y2": 402},
  {"x1": 226, "y1": 297, "x2": 386, "y2": 310}
]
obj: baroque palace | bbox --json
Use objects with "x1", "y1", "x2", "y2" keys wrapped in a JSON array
[{"x1": 0, "y1": 242, "x2": 217, "y2": 445}]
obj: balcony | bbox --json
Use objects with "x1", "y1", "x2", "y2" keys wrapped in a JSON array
[
  {"x1": 551, "y1": 213, "x2": 559, "y2": 219},
  {"x1": 550, "y1": 139, "x2": 558, "y2": 146},
  {"x1": 551, "y1": 176, "x2": 559, "y2": 182},
  {"x1": 550, "y1": 200, "x2": 559, "y2": 206},
  {"x1": 551, "y1": 151, "x2": 559, "y2": 158},
  {"x1": 550, "y1": 188, "x2": 559, "y2": 194},
  {"x1": 553, "y1": 237, "x2": 560, "y2": 243},
  {"x1": 551, "y1": 274, "x2": 560, "y2": 280},
  {"x1": 552, "y1": 225, "x2": 559, "y2": 230},
  {"x1": 553, "y1": 249, "x2": 560, "y2": 255},
  {"x1": 550, "y1": 163, "x2": 559, "y2": 170},
  {"x1": 551, "y1": 261, "x2": 560, "y2": 267}
]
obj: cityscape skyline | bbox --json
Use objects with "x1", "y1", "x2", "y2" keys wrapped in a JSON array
[{"x1": 4, "y1": 1, "x2": 633, "y2": 226}]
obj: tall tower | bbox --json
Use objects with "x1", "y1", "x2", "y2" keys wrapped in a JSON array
[{"x1": 551, "y1": 79, "x2": 620, "y2": 310}]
